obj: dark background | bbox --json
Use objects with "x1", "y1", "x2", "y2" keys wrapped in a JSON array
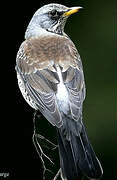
[{"x1": 1, "y1": 0, "x2": 117, "y2": 179}]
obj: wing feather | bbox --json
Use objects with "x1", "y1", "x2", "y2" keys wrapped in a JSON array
[
  {"x1": 16, "y1": 40, "x2": 63, "y2": 127},
  {"x1": 25, "y1": 75, "x2": 63, "y2": 127},
  {"x1": 64, "y1": 65, "x2": 85, "y2": 121}
]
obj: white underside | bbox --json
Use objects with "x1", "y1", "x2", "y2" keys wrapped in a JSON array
[{"x1": 56, "y1": 66, "x2": 69, "y2": 114}]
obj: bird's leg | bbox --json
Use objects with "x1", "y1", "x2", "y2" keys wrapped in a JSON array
[{"x1": 32, "y1": 110, "x2": 58, "y2": 179}]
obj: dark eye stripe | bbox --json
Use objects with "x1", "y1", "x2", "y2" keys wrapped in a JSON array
[{"x1": 48, "y1": 9, "x2": 63, "y2": 20}]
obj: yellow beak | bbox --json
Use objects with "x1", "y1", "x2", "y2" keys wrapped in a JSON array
[{"x1": 63, "y1": 6, "x2": 83, "y2": 17}]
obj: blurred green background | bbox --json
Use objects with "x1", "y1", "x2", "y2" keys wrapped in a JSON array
[{"x1": 36, "y1": 0, "x2": 117, "y2": 179}]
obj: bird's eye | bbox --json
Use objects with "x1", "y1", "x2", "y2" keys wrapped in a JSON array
[
  {"x1": 48, "y1": 9, "x2": 61, "y2": 20},
  {"x1": 51, "y1": 9, "x2": 58, "y2": 16}
]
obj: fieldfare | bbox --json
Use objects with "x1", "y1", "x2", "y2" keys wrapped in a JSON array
[{"x1": 16, "y1": 3, "x2": 103, "y2": 180}]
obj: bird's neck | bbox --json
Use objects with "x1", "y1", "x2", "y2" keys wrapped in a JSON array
[
  {"x1": 47, "y1": 22, "x2": 64, "y2": 36},
  {"x1": 25, "y1": 25, "x2": 50, "y2": 39},
  {"x1": 25, "y1": 23, "x2": 66, "y2": 39}
]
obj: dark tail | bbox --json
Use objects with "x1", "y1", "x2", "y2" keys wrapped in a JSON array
[{"x1": 56, "y1": 119, "x2": 103, "y2": 180}]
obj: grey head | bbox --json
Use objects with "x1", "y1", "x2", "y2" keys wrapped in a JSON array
[{"x1": 25, "y1": 3, "x2": 82, "y2": 39}]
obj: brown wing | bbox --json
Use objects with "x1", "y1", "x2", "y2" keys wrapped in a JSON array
[
  {"x1": 16, "y1": 38, "x2": 63, "y2": 128},
  {"x1": 16, "y1": 35, "x2": 85, "y2": 127}
]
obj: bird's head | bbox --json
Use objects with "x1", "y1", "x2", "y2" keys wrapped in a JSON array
[{"x1": 25, "y1": 3, "x2": 82, "y2": 39}]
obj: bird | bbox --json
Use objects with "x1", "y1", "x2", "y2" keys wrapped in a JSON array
[{"x1": 15, "y1": 3, "x2": 103, "y2": 180}]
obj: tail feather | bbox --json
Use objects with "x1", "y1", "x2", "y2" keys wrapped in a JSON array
[
  {"x1": 57, "y1": 120, "x2": 103, "y2": 180},
  {"x1": 57, "y1": 129, "x2": 83, "y2": 180},
  {"x1": 79, "y1": 124, "x2": 103, "y2": 178}
]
